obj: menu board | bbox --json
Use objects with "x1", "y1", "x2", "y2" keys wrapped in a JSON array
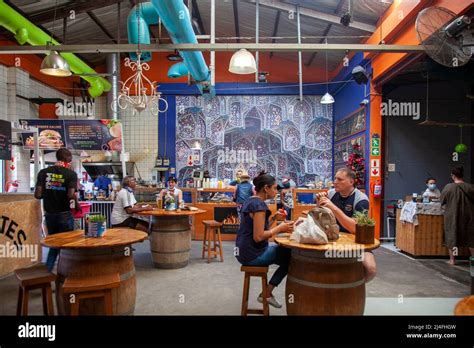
[
  {"x1": 20, "y1": 119, "x2": 66, "y2": 150},
  {"x1": 335, "y1": 107, "x2": 366, "y2": 142},
  {"x1": 0, "y1": 119, "x2": 12, "y2": 160},
  {"x1": 64, "y1": 120, "x2": 122, "y2": 151},
  {"x1": 19, "y1": 119, "x2": 122, "y2": 151}
]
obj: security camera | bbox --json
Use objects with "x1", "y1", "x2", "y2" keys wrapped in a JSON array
[{"x1": 360, "y1": 99, "x2": 369, "y2": 106}]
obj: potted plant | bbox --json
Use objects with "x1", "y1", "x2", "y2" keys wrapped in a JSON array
[
  {"x1": 353, "y1": 210, "x2": 375, "y2": 244},
  {"x1": 86, "y1": 214, "x2": 107, "y2": 238}
]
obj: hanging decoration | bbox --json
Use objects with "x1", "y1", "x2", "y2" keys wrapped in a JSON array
[{"x1": 454, "y1": 125, "x2": 468, "y2": 153}]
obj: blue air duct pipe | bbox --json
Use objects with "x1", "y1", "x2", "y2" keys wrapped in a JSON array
[
  {"x1": 127, "y1": 1, "x2": 213, "y2": 96},
  {"x1": 167, "y1": 62, "x2": 188, "y2": 78}
]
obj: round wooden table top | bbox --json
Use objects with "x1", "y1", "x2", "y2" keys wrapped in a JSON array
[
  {"x1": 275, "y1": 232, "x2": 380, "y2": 252},
  {"x1": 454, "y1": 295, "x2": 474, "y2": 316},
  {"x1": 41, "y1": 228, "x2": 148, "y2": 249},
  {"x1": 137, "y1": 208, "x2": 206, "y2": 217}
]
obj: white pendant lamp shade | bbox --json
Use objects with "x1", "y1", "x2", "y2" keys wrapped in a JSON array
[
  {"x1": 229, "y1": 49, "x2": 257, "y2": 74},
  {"x1": 320, "y1": 92, "x2": 335, "y2": 104},
  {"x1": 40, "y1": 51, "x2": 72, "y2": 77}
]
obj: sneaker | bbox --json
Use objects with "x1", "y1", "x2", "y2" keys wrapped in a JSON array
[{"x1": 257, "y1": 293, "x2": 282, "y2": 308}]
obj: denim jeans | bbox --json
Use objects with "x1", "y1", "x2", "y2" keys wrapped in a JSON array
[
  {"x1": 244, "y1": 244, "x2": 291, "y2": 287},
  {"x1": 44, "y1": 211, "x2": 74, "y2": 272}
]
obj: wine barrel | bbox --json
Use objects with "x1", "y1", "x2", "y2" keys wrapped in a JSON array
[
  {"x1": 56, "y1": 246, "x2": 136, "y2": 315},
  {"x1": 286, "y1": 249, "x2": 366, "y2": 315},
  {"x1": 150, "y1": 215, "x2": 191, "y2": 269}
]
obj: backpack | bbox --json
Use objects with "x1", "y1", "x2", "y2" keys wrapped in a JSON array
[{"x1": 308, "y1": 206, "x2": 340, "y2": 241}]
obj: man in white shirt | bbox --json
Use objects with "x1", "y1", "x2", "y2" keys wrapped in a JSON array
[
  {"x1": 111, "y1": 176, "x2": 151, "y2": 232},
  {"x1": 423, "y1": 177, "x2": 441, "y2": 200}
]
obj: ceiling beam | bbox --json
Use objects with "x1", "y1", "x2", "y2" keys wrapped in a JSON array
[
  {"x1": 0, "y1": 43, "x2": 425, "y2": 54},
  {"x1": 191, "y1": 0, "x2": 206, "y2": 36},
  {"x1": 269, "y1": 10, "x2": 281, "y2": 59},
  {"x1": 306, "y1": 0, "x2": 346, "y2": 67},
  {"x1": 27, "y1": 0, "x2": 127, "y2": 25},
  {"x1": 232, "y1": 0, "x2": 240, "y2": 43},
  {"x1": 87, "y1": 11, "x2": 117, "y2": 43},
  {"x1": 245, "y1": 0, "x2": 376, "y2": 33}
]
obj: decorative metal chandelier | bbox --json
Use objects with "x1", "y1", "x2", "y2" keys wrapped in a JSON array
[
  {"x1": 112, "y1": 0, "x2": 168, "y2": 116},
  {"x1": 114, "y1": 51, "x2": 168, "y2": 115}
]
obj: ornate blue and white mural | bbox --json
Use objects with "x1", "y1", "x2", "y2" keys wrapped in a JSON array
[{"x1": 176, "y1": 95, "x2": 333, "y2": 185}]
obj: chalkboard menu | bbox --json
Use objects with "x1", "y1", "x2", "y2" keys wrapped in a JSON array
[
  {"x1": 335, "y1": 107, "x2": 366, "y2": 142},
  {"x1": 0, "y1": 120, "x2": 11, "y2": 160}
]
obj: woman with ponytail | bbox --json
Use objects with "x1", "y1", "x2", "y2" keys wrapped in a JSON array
[{"x1": 235, "y1": 171, "x2": 294, "y2": 308}]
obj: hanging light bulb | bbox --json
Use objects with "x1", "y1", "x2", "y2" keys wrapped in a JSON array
[
  {"x1": 320, "y1": 39, "x2": 334, "y2": 105},
  {"x1": 229, "y1": 49, "x2": 257, "y2": 74}
]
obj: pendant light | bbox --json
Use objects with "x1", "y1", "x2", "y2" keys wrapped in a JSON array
[
  {"x1": 320, "y1": 40, "x2": 334, "y2": 104},
  {"x1": 40, "y1": 0, "x2": 72, "y2": 77},
  {"x1": 229, "y1": 49, "x2": 257, "y2": 74}
]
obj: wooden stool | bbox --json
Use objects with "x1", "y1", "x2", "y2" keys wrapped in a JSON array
[
  {"x1": 454, "y1": 295, "x2": 474, "y2": 316},
  {"x1": 202, "y1": 220, "x2": 224, "y2": 263},
  {"x1": 240, "y1": 266, "x2": 269, "y2": 316},
  {"x1": 15, "y1": 265, "x2": 56, "y2": 316},
  {"x1": 62, "y1": 273, "x2": 120, "y2": 316}
]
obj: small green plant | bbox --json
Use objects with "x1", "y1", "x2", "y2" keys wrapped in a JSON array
[
  {"x1": 353, "y1": 210, "x2": 375, "y2": 226},
  {"x1": 89, "y1": 214, "x2": 107, "y2": 223}
]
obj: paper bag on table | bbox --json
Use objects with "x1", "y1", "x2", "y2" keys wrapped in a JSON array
[{"x1": 290, "y1": 214, "x2": 328, "y2": 245}]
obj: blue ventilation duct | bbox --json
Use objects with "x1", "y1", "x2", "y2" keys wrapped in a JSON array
[{"x1": 127, "y1": 1, "x2": 213, "y2": 96}]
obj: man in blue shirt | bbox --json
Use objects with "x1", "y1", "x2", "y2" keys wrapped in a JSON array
[
  {"x1": 317, "y1": 167, "x2": 377, "y2": 282},
  {"x1": 94, "y1": 175, "x2": 112, "y2": 197},
  {"x1": 234, "y1": 172, "x2": 254, "y2": 221}
]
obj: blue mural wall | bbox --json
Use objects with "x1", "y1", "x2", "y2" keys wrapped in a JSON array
[{"x1": 175, "y1": 95, "x2": 333, "y2": 185}]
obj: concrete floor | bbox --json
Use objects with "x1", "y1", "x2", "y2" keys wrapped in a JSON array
[{"x1": 0, "y1": 240, "x2": 470, "y2": 315}]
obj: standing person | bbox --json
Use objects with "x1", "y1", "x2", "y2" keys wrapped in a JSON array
[
  {"x1": 233, "y1": 171, "x2": 254, "y2": 220},
  {"x1": 440, "y1": 167, "x2": 474, "y2": 265},
  {"x1": 94, "y1": 174, "x2": 112, "y2": 197},
  {"x1": 423, "y1": 177, "x2": 441, "y2": 200},
  {"x1": 230, "y1": 169, "x2": 244, "y2": 186},
  {"x1": 316, "y1": 167, "x2": 377, "y2": 282},
  {"x1": 158, "y1": 177, "x2": 183, "y2": 206},
  {"x1": 34, "y1": 148, "x2": 80, "y2": 272},
  {"x1": 280, "y1": 174, "x2": 296, "y2": 219},
  {"x1": 111, "y1": 176, "x2": 151, "y2": 232},
  {"x1": 235, "y1": 171, "x2": 294, "y2": 308}
]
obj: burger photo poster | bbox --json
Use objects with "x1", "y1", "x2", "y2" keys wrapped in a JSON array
[{"x1": 19, "y1": 119, "x2": 66, "y2": 150}]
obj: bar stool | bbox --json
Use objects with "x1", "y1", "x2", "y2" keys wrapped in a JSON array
[
  {"x1": 62, "y1": 273, "x2": 120, "y2": 316},
  {"x1": 240, "y1": 266, "x2": 269, "y2": 316},
  {"x1": 15, "y1": 265, "x2": 56, "y2": 316},
  {"x1": 202, "y1": 220, "x2": 224, "y2": 263}
]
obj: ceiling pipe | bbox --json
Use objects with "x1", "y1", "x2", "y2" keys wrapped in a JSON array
[
  {"x1": 0, "y1": 0, "x2": 111, "y2": 98},
  {"x1": 127, "y1": 1, "x2": 213, "y2": 97}
]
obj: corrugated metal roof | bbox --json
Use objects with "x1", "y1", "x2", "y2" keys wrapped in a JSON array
[{"x1": 7, "y1": 0, "x2": 392, "y2": 68}]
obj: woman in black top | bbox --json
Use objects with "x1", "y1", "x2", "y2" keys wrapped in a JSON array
[{"x1": 235, "y1": 171, "x2": 294, "y2": 308}]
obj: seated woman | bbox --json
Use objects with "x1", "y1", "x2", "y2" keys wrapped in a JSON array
[
  {"x1": 158, "y1": 177, "x2": 183, "y2": 206},
  {"x1": 235, "y1": 171, "x2": 295, "y2": 308}
]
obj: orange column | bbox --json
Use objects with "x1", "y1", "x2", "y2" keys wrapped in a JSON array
[{"x1": 369, "y1": 84, "x2": 383, "y2": 239}]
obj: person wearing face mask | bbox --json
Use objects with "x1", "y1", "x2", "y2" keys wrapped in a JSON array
[{"x1": 423, "y1": 177, "x2": 441, "y2": 200}]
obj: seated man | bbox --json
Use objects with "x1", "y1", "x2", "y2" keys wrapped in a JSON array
[
  {"x1": 316, "y1": 168, "x2": 377, "y2": 282},
  {"x1": 111, "y1": 176, "x2": 151, "y2": 232}
]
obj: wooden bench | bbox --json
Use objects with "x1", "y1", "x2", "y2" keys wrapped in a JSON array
[
  {"x1": 202, "y1": 220, "x2": 224, "y2": 263},
  {"x1": 240, "y1": 266, "x2": 269, "y2": 316},
  {"x1": 62, "y1": 273, "x2": 120, "y2": 316},
  {"x1": 15, "y1": 265, "x2": 56, "y2": 316}
]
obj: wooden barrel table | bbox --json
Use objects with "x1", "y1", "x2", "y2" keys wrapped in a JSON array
[
  {"x1": 41, "y1": 228, "x2": 147, "y2": 315},
  {"x1": 138, "y1": 208, "x2": 206, "y2": 269},
  {"x1": 275, "y1": 233, "x2": 380, "y2": 315}
]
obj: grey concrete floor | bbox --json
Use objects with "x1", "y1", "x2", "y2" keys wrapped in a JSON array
[{"x1": 0, "y1": 240, "x2": 470, "y2": 315}]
